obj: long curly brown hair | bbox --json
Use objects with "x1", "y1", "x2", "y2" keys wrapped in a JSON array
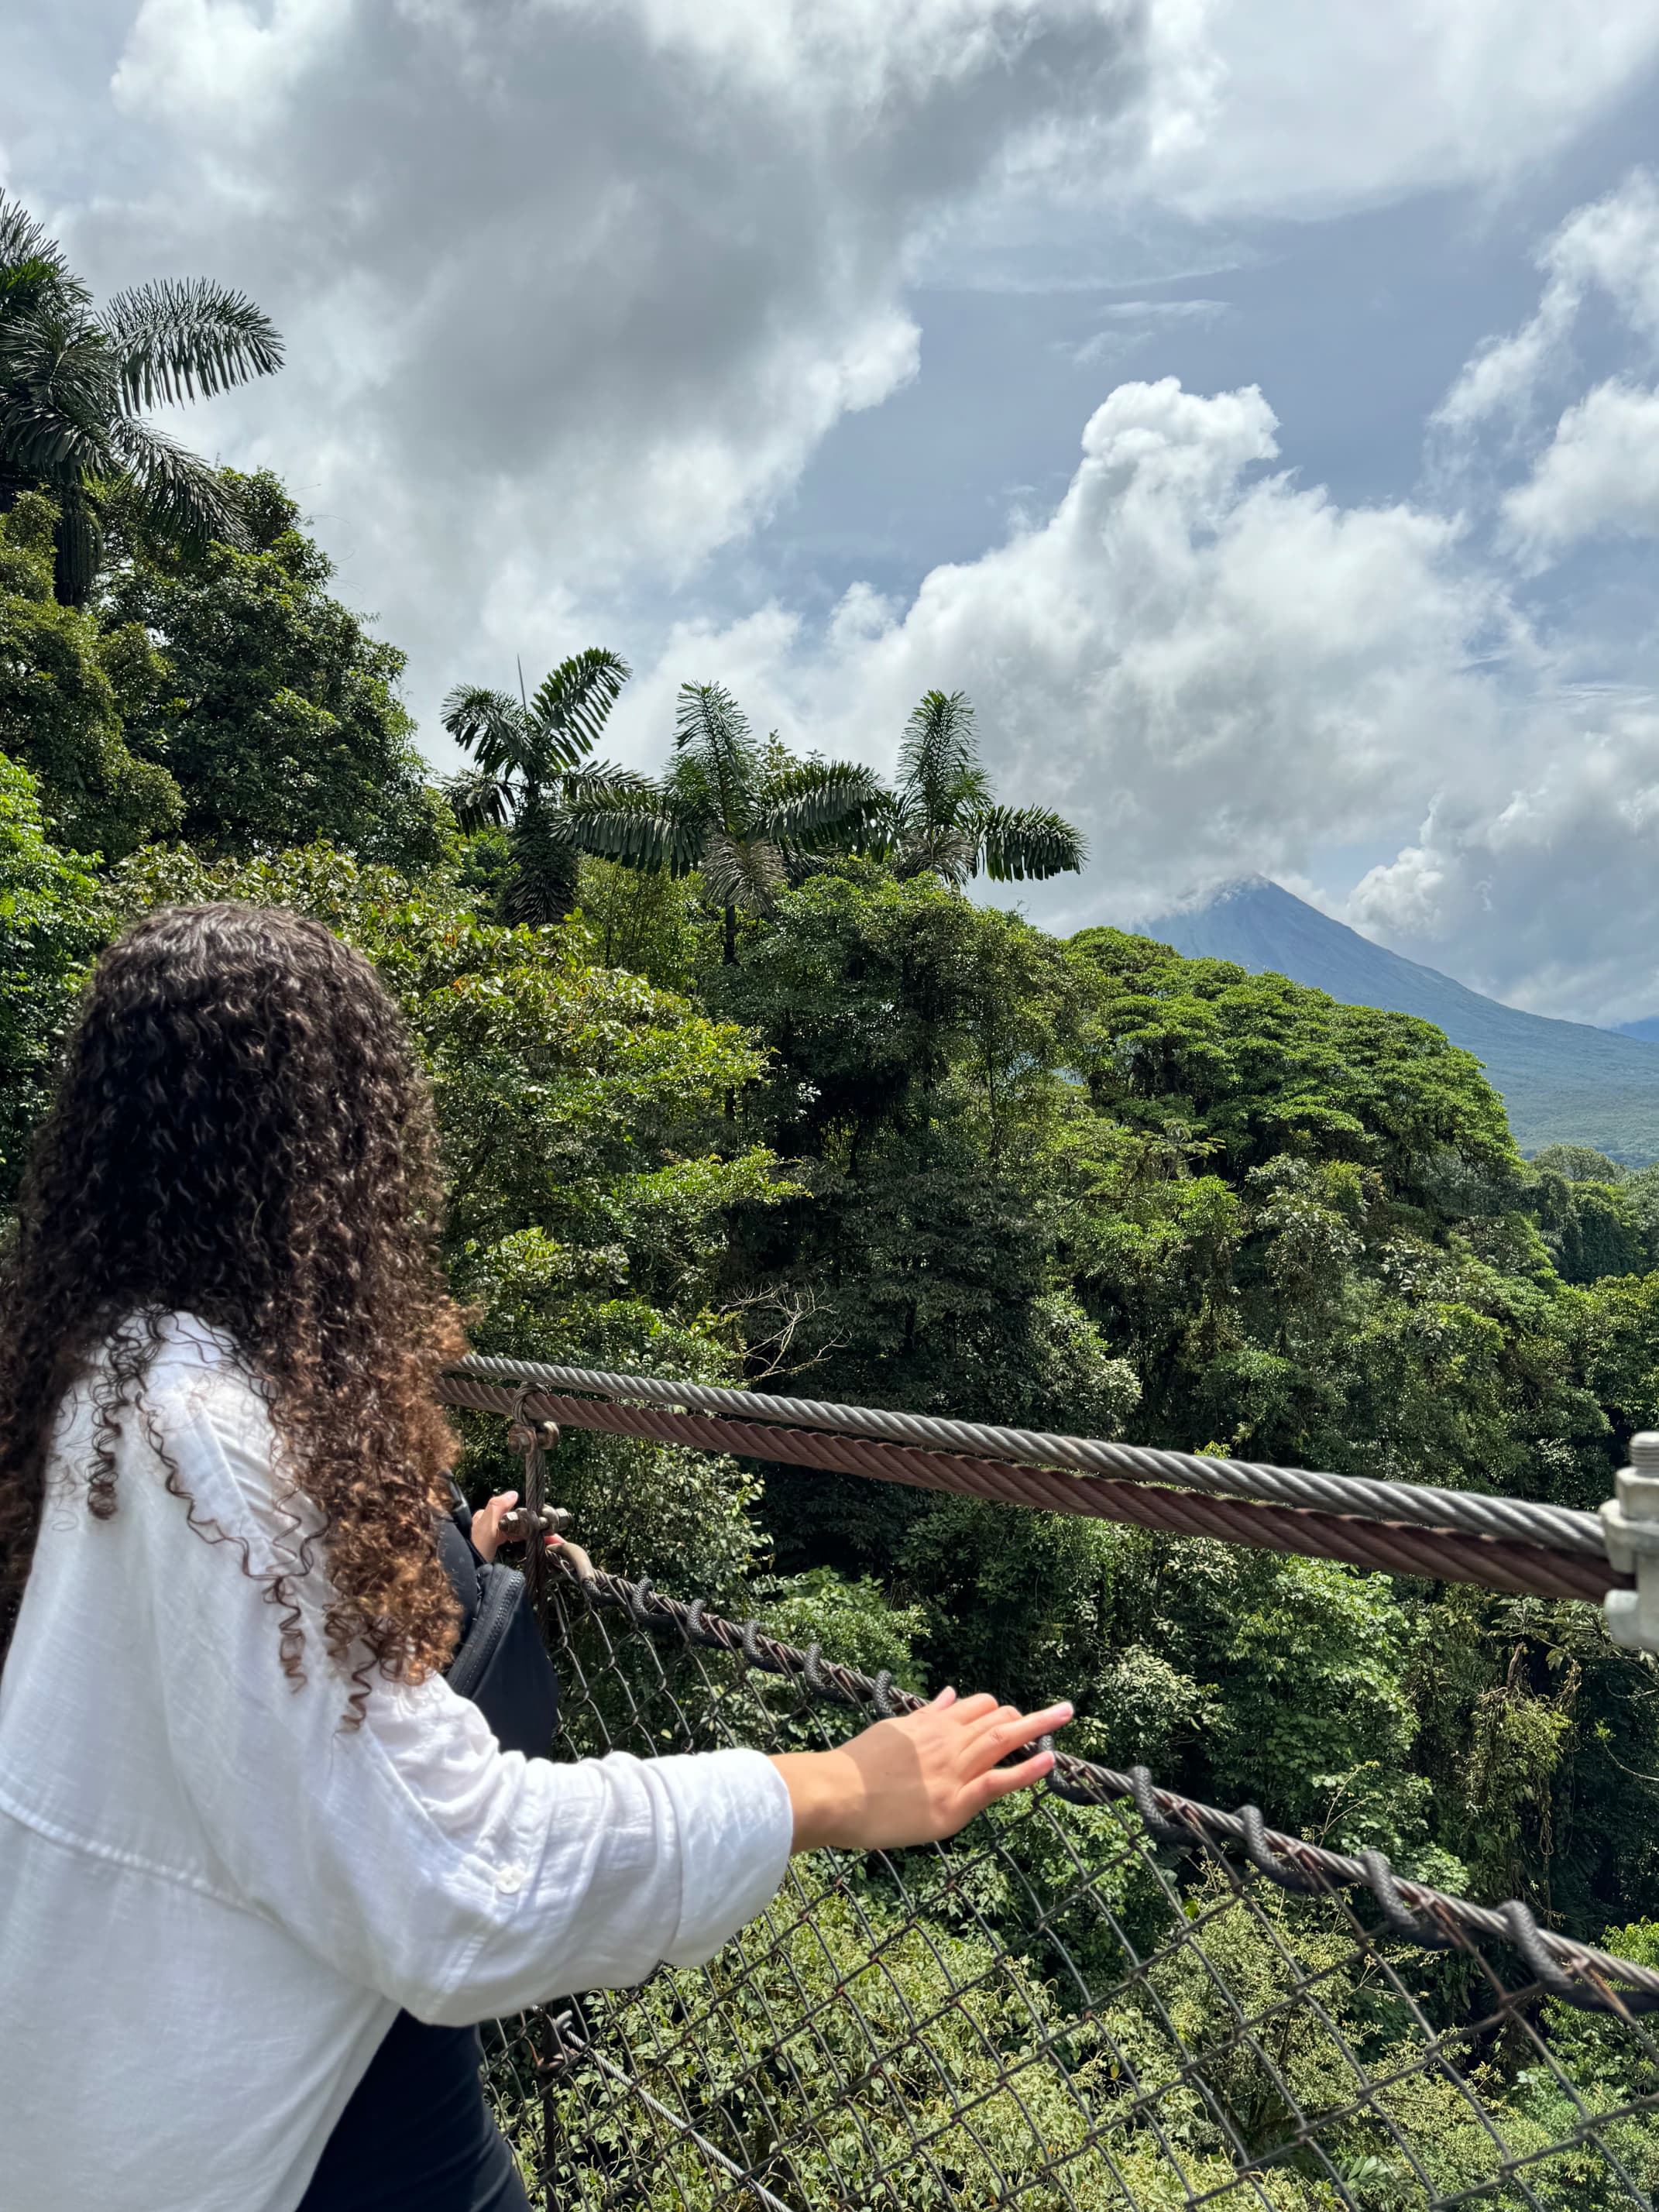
[{"x1": 0, "y1": 904, "x2": 465, "y2": 1707}]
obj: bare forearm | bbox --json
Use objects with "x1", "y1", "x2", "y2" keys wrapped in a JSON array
[{"x1": 770, "y1": 1749, "x2": 866, "y2": 1852}]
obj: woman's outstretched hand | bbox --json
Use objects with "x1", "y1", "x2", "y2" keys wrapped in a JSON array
[{"x1": 771, "y1": 1688, "x2": 1073, "y2": 1853}]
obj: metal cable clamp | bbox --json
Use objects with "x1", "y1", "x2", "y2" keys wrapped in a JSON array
[{"x1": 1602, "y1": 1431, "x2": 1659, "y2": 1653}]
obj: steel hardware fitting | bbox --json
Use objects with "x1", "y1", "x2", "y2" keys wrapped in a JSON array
[{"x1": 1602, "y1": 1431, "x2": 1659, "y2": 1652}]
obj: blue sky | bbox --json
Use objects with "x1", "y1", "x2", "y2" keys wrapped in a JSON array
[{"x1": 5, "y1": 2, "x2": 1659, "y2": 1022}]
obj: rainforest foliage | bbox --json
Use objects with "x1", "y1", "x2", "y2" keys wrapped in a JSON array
[{"x1": 4, "y1": 465, "x2": 1657, "y2": 1991}]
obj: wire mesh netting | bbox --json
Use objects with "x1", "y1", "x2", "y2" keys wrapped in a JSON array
[{"x1": 479, "y1": 1575, "x2": 1659, "y2": 2212}]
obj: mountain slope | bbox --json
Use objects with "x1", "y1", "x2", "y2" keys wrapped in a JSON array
[{"x1": 1140, "y1": 878, "x2": 1659, "y2": 1163}]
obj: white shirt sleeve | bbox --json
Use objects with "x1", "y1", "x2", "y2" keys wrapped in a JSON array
[{"x1": 143, "y1": 1362, "x2": 794, "y2": 2026}]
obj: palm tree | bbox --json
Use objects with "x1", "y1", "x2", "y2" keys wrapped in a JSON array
[
  {"x1": 441, "y1": 647, "x2": 649, "y2": 924},
  {"x1": 572, "y1": 681, "x2": 884, "y2": 961},
  {"x1": 0, "y1": 194, "x2": 283, "y2": 603},
  {"x1": 877, "y1": 689, "x2": 1086, "y2": 885}
]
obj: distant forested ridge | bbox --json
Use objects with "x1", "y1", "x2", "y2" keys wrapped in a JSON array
[
  {"x1": 1148, "y1": 874, "x2": 1659, "y2": 1164},
  {"x1": 4, "y1": 449, "x2": 1658, "y2": 1985}
]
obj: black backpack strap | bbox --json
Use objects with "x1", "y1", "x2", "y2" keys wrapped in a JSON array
[
  {"x1": 436, "y1": 1513, "x2": 484, "y2": 1645},
  {"x1": 445, "y1": 1473, "x2": 474, "y2": 1542},
  {"x1": 435, "y1": 1483, "x2": 561, "y2": 1759},
  {"x1": 446, "y1": 1567, "x2": 524, "y2": 1703}
]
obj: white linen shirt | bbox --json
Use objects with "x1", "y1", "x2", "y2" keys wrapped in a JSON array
[{"x1": 0, "y1": 1316, "x2": 794, "y2": 2212}]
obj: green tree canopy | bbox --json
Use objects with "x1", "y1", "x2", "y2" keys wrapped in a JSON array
[
  {"x1": 0, "y1": 753, "x2": 108, "y2": 1195},
  {"x1": 0, "y1": 191, "x2": 281, "y2": 603},
  {"x1": 101, "y1": 472, "x2": 447, "y2": 867},
  {"x1": 1068, "y1": 926, "x2": 1520, "y2": 1206},
  {"x1": 0, "y1": 492, "x2": 180, "y2": 857}
]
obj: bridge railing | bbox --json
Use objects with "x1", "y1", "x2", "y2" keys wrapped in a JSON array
[{"x1": 441, "y1": 1358, "x2": 1659, "y2": 2211}]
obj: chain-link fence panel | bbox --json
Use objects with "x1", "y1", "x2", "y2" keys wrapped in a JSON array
[{"x1": 480, "y1": 1572, "x2": 1659, "y2": 2212}]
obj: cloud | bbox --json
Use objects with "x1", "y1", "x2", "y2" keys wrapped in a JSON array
[
  {"x1": 1502, "y1": 380, "x2": 1659, "y2": 554},
  {"x1": 9, "y1": 4, "x2": 1659, "y2": 1020},
  {"x1": 617, "y1": 358, "x2": 1655, "y2": 1024},
  {"x1": 1138, "y1": 2, "x2": 1659, "y2": 220},
  {"x1": 1348, "y1": 698, "x2": 1659, "y2": 1023},
  {"x1": 1436, "y1": 167, "x2": 1659, "y2": 434},
  {"x1": 42, "y1": 0, "x2": 1152, "y2": 718},
  {"x1": 1060, "y1": 297, "x2": 1227, "y2": 367},
  {"x1": 628, "y1": 376, "x2": 1513, "y2": 929}
]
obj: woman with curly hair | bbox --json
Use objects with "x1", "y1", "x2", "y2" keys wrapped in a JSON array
[{"x1": 0, "y1": 904, "x2": 1068, "y2": 2212}]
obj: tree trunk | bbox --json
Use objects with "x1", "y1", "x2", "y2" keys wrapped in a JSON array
[{"x1": 723, "y1": 903, "x2": 737, "y2": 964}]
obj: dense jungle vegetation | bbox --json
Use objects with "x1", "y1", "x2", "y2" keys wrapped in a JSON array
[{"x1": 5, "y1": 412, "x2": 1658, "y2": 2198}]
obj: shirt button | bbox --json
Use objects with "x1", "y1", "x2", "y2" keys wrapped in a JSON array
[{"x1": 495, "y1": 1863, "x2": 527, "y2": 1894}]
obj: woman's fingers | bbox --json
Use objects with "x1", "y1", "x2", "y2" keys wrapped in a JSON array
[
  {"x1": 1007, "y1": 1700, "x2": 1073, "y2": 1747},
  {"x1": 771, "y1": 1688, "x2": 1077, "y2": 1853},
  {"x1": 948, "y1": 1692, "x2": 1000, "y2": 1726},
  {"x1": 963, "y1": 1702, "x2": 1023, "y2": 1742},
  {"x1": 964, "y1": 1699, "x2": 1074, "y2": 1760},
  {"x1": 970, "y1": 1749, "x2": 1057, "y2": 1808}
]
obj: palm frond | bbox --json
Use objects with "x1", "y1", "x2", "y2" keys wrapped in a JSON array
[
  {"x1": 440, "y1": 685, "x2": 535, "y2": 780},
  {"x1": 568, "y1": 790, "x2": 705, "y2": 877},
  {"x1": 108, "y1": 416, "x2": 246, "y2": 548},
  {"x1": 851, "y1": 788, "x2": 903, "y2": 863},
  {"x1": 700, "y1": 830, "x2": 785, "y2": 915},
  {"x1": 972, "y1": 803, "x2": 1088, "y2": 882},
  {"x1": 898, "y1": 689, "x2": 978, "y2": 824},
  {"x1": 0, "y1": 395, "x2": 109, "y2": 485},
  {"x1": 760, "y1": 760, "x2": 886, "y2": 850},
  {"x1": 0, "y1": 311, "x2": 120, "y2": 477},
  {"x1": 673, "y1": 682, "x2": 758, "y2": 832},
  {"x1": 525, "y1": 647, "x2": 631, "y2": 771},
  {"x1": 559, "y1": 761, "x2": 652, "y2": 806},
  {"x1": 101, "y1": 277, "x2": 283, "y2": 410},
  {"x1": 0, "y1": 194, "x2": 84, "y2": 312},
  {"x1": 895, "y1": 823, "x2": 981, "y2": 887},
  {"x1": 441, "y1": 768, "x2": 514, "y2": 834}
]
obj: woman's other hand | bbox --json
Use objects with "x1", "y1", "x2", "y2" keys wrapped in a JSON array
[
  {"x1": 469, "y1": 1491, "x2": 519, "y2": 1563},
  {"x1": 771, "y1": 1689, "x2": 1073, "y2": 1853}
]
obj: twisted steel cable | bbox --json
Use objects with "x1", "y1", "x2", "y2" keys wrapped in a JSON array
[
  {"x1": 551, "y1": 1552, "x2": 1659, "y2": 2018},
  {"x1": 441, "y1": 1372, "x2": 1627, "y2": 1605},
  {"x1": 448, "y1": 1353, "x2": 1609, "y2": 1559}
]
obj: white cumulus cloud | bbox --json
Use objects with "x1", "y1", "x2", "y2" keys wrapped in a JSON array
[
  {"x1": 1502, "y1": 380, "x2": 1659, "y2": 554},
  {"x1": 46, "y1": 0, "x2": 1152, "y2": 715},
  {"x1": 1348, "y1": 700, "x2": 1659, "y2": 1023},
  {"x1": 1141, "y1": 1, "x2": 1659, "y2": 219},
  {"x1": 1436, "y1": 167, "x2": 1659, "y2": 434},
  {"x1": 627, "y1": 376, "x2": 1513, "y2": 931}
]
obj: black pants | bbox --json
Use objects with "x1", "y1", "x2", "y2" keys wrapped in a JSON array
[{"x1": 298, "y1": 2010, "x2": 533, "y2": 2212}]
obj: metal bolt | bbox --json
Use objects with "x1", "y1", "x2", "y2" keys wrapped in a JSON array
[
  {"x1": 1620, "y1": 1434, "x2": 1659, "y2": 1524},
  {"x1": 1606, "y1": 1433, "x2": 1659, "y2": 1652}
]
